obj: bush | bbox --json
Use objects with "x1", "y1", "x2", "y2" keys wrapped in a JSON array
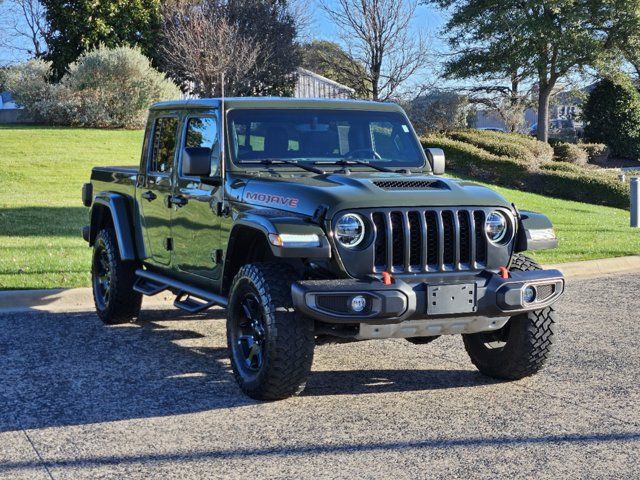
[
  {"x1": 2, "y1": 60, "x2": 57, "y2": 122},
  {"x1": 421, "y1": 135, "x2": 630, "y2": 209},
  {"x1": 584, "y1": 75, "x2": 640, "y2": 159},
  {"x1": 4, "y1": 46, "x2": 180, "y2": 128},
  {"x1": 579, "y1": 143, "x2": 610, "y2": 163},
  {"x1": 553, "y1": 142, "x2": 588, "y2": 165},
  {"x1": 405, "y1": 91, "x2": 469, "y2": 134},
  {"x1": 447, "y1": 129, "x2": 553, "y2": 165},
  {"x1": 62, "y1": 45, "x2": 180, "y2": 128}
]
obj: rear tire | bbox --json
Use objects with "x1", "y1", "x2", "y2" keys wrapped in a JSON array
[
  {"x1": 462, "y1": 254, "x2": 556, "y2": 380},
  {"x1": 91, "y1": 228, "x2": 142, "y2": 324},
  {"x1": 227, "y1": 263, "x2": 315, "y2": 400}
]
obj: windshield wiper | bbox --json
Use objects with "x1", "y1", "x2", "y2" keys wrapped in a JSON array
[
  {"x1": 244, "y1": 159, "x2": 325, "y2": 175},
  {"x1": 315, "y1": 158, "x2": 395, "y2": 173}
]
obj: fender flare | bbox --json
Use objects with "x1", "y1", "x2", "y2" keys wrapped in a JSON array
[
  {"x1": 515, "y1": 210, "x2": 558, "y2": 252},
  {"x1": 89, "y1": 193, "x2": 138, "y2": 261},
  {"x1": 229, "y1": 211, "x2": 332, "y2": 259}
]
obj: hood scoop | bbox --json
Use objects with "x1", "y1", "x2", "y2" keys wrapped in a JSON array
[{"x1": 372, "y1": 179, "x2": 450, "y2": 190}]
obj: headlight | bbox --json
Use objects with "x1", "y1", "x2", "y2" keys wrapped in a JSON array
[
  {"x1": 335, "y1": 213, "x2": 365, "y2": 247},
  {"x1": 485, "y1": 211, "x2": 509, "y2": 243}
]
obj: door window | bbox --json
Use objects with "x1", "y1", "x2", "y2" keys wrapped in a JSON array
[
  {"x1": 150, "y1": 117, "x2": 179, "y2": 174},
  {"x1": 183, "y1": 117, "x2": 219, "y2": 176}
]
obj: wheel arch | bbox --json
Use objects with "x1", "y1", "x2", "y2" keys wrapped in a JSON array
[{"x1": 89, "y1": 193, "x2": 139, "y2": 261}]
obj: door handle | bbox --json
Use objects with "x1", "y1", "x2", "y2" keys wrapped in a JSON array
[
  {"x1": 169, "y1": 195, "x2": 188, "y2": 208},
  {"x1": 142, "y1": 191, "x2": 157, "y2": 202}
]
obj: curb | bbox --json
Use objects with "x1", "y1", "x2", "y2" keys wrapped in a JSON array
[{"x1": 0, "y1": 256, "x2": 638, "y2": 314}]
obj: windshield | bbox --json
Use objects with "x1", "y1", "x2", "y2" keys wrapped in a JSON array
[{"x1": 228, "y1": 108, "x2": 426, "y2": 168}]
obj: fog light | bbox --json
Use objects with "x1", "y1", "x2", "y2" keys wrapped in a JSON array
[
  {"x1": 523, "y1": 286, "x2": 536, "y2": 304},
  {"x1": 351, "y1": 295, "x2": 367, "y2": 312}
]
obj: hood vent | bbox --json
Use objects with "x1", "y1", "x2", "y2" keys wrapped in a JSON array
[{"x1": 372, "y1": 179, "x2": 449, "y2": 190}]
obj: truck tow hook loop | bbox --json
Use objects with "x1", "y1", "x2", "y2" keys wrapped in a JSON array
[
  {"x1": 382, "y1": 272, "x2": 393, "y2": 285},
  {"x1": 499, "y1": 266, "x2": 510, "y2": 279}
]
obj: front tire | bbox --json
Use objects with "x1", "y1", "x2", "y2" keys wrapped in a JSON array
[
  {"x1": 462, "y1": 254, "x2": 556, "y2": 380},
  {"x1": 91, "y1": 228, "x2": 142, "y2": 324},
  {"x1": 227, "y1": 263, "x2": 315, "y2": 400}
]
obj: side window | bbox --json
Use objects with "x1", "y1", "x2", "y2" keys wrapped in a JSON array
[
  {"x1": 150, "y1": 117, "x2": 179, "y2": 174},
  {"x1": 183, "y1": 117, "x2": 219, "y2": 176}
]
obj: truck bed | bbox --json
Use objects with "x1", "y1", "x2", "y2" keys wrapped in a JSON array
[{"x1": 91, "y1": 166, "x2": 138, "y2": 198}]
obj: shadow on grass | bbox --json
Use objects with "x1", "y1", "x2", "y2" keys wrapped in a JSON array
[{"x1": 0, "y1": 207, "x2": 88, "y2": 237}]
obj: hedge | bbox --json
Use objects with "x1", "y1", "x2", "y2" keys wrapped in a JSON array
[
  {"x1": 447, "y1": 129, "x2": 554, "y2": 164},
  {"x1": 422, "y1": 135, "x2": 630, "y2": 209},
  {"x1": 553, "y1": 142, "x2": 588, "y2": 165}
]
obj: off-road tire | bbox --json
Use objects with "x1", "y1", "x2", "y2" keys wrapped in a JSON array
[
  {"x1": 462, "y1": 254, "x2": 555, "y2": 380},
  {"x1": 227, "y1": 263, "x2": 315, "y2": 400},
  {"x1": 91, "y1": 228, "x2": 142, "y2": 324}
]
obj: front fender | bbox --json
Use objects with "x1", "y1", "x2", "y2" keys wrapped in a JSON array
[
  {"x1": 515, "y1": 210, "x2": 559, "y2": 252},
  {"x1": 90, "y1": 193, "x2": 139, "y2": 261},
  {"x1": 233, "y1": 210, "x2": 331, "y2": 258}
]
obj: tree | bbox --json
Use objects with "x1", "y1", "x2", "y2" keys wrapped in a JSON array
[
  {"x1": 226, "y1": 0, "x2": 299, "y2": 96},
  {"x1": 300, "y1": 40, "x2": 370, "y2": 97},
  {"x1": 40, "y1": 0, "x2": 161, "y2": 78},
  {"x1": 0, "y1": 0, "x2": 48, "y2": 58},
  {"x1": 160, "y1": 0, "x2": 299, "y2": 97},
  {"x1": 321, "y1": 0, "x2": 429, "y2": 101},
  {"x1": 404, "y1": 90, "x2": 468, "y2": 133},
  {"x1": 430, "y1": 1, "x2": 626, "y2": 142},
  {"x1": 584, "y1": 74, "x2": 640, "y2": 159}
]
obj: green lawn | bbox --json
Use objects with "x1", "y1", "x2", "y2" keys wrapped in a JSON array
[{"x1": 1, "y1": 125, "x2": 638, "y2": 290}]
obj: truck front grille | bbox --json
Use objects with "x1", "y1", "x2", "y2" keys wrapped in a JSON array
[{"x1": 369, "y1": 208, "x2": 488, "y2": 273}]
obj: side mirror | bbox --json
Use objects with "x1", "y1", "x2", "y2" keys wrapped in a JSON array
[
  {"x1": 183, "y1": 147, "x2": 212, "y2": 177},
  {"x1": 426, "y1": 148, "x2": 446, "y2": 175}
]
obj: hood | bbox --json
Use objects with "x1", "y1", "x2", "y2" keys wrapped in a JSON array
[{"x1": 234, "y1": 172, "x2": 512, "y2": 219}]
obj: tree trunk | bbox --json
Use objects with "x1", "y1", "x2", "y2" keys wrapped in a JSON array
[{"x1": 536, "y1": 85, "x2": 552, "y2": 142}]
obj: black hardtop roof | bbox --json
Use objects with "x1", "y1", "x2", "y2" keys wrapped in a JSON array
[{"x1": 150, "y1": 97, "x2": 405, "y2": 113}]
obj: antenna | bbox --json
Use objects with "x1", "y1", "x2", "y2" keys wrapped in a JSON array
[{"x1": 220, "y1": 72, "x2": 226, "y2": 183}]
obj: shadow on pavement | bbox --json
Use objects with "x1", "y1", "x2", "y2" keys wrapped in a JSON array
[
  {"x1": 1, "y1": 431, "x2": 639, "y2": 475},
  {"x1": 1, "y1": 308, "x2": 491, "y2": 433}
]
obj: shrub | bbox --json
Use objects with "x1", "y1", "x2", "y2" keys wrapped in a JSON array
[
  {"x1": 62, "y1": 45, "x2": 181, "y2": 128},
  {"x1": 2, "y1": 60, "x2": 57, "y2": 122},
  {"x1": 447, "y1": 129, "x2": 553, "y2": 165},
  {"x1": 553, "y1": 142, "x2": 588, "y2": 165},
  {"x1": 421, "y1": 135, "x2": 630, "y2": 209},
  {"x1": 4, "y1": 46, "x2": 180, "y2": 128},
  {"x1": 405, "y1": 91, "x2": 469, "y2": 134},
  {"x1": 584, "y1": 74, "x2": 640, "y2": 159},
  {"x1": 579, "y1": 143, "x2": 610, "y2": 163}
]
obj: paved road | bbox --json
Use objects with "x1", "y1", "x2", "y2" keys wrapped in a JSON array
[{"x1": 1, "y1": 274, "x2": 638, "y2": 479}]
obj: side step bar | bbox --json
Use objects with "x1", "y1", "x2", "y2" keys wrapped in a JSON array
[{"x1": 134, "y1": 269, "x2": 228, "y2": 313}]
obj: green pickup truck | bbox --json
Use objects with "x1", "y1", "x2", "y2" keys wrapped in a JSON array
[{"x1": 82, "y1": 98, "x2": 564, "y2": 400}]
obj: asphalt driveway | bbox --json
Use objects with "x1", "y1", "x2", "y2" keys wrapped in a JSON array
[{"x1": 0, "y1": 273, "x2": 638, "y2": 479}]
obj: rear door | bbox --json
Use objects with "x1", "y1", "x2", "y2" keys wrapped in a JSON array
[{"x1": 139, "y1": 114, "x2": 180, "y2": 266}]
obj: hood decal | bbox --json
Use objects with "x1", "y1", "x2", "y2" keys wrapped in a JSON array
[{"x1": 245, "y1": 191, "x2": 299, "y2": 208}]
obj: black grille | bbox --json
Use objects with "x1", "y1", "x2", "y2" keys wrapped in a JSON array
[
  {"x1": 373, "y1": 180, "x2": 448, "y2": 190},
  {"x1": 316, "y1": 295, "x2": 371, "y2": 314},
  {"x1": 365, "y1": 208, "x2": 489, "y2": 273}
]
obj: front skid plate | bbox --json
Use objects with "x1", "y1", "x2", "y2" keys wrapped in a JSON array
[{"x1": 356, "y1": 316, "x2": 510, "y2": 340}]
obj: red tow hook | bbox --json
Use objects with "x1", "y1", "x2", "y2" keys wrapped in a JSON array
[
  {"x1": 382, "y1": 272, "x2": 393, "y2": 285},
  {"x1": 499, "y1": 266, "x2": 510, "y2": 279}
]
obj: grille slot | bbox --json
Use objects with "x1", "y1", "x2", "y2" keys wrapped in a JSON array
[{"x1": 366, "y1": 208, "x2": 489, "y2": 274}]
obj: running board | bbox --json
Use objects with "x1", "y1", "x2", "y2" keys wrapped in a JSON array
[{"x1": 135, "y1": 269, "x2": 228, "y2": 311}]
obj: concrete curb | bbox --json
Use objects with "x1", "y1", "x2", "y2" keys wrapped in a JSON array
[{"x1": 0, "y1": 256, "x2": 638, "y2": 314}]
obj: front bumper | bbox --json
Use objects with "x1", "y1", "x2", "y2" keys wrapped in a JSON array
[{"x1": 292, "y1": 269, "x2": 564, "y2": 328}]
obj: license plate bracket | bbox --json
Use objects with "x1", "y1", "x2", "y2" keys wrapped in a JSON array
[{"x1": 427, "y1": 283, "x2": 477, "y2": 315}]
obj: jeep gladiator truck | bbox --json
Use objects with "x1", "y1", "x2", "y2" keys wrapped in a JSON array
[{"x1": 82, "y1": 98, "x2": 564, "y2": 400}]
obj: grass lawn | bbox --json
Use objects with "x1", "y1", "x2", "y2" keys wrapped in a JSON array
[{"x1": 1, "y1": 125, "x2": 639, "y2": 290}]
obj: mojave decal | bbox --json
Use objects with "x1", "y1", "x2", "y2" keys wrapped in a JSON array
[{"x1": 245, "y1": 191, "x2": 299, "y2": 208}]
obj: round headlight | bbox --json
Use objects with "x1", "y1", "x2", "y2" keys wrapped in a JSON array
[
  {"x1": 485, "y1": 211, "x2": 509, "y2": 243},
  {"x1": 335, "y1": 213, "x2": 365, "y2": 247}
]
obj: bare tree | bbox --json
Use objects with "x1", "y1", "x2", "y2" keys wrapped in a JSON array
[
  {"x1": 160, "y1": 1, "x2": 263, "y2": 97},
  {"x1": 0, "y1": 0, "x2": 48, "y2": 59},
  {"x1": 320, "y1": 0, "x2": 429, "y2": 101}
]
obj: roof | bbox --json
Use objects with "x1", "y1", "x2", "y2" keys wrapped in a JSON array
[{"x1": 150, "y1": 97, "x2": 403, "y2": 113}]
